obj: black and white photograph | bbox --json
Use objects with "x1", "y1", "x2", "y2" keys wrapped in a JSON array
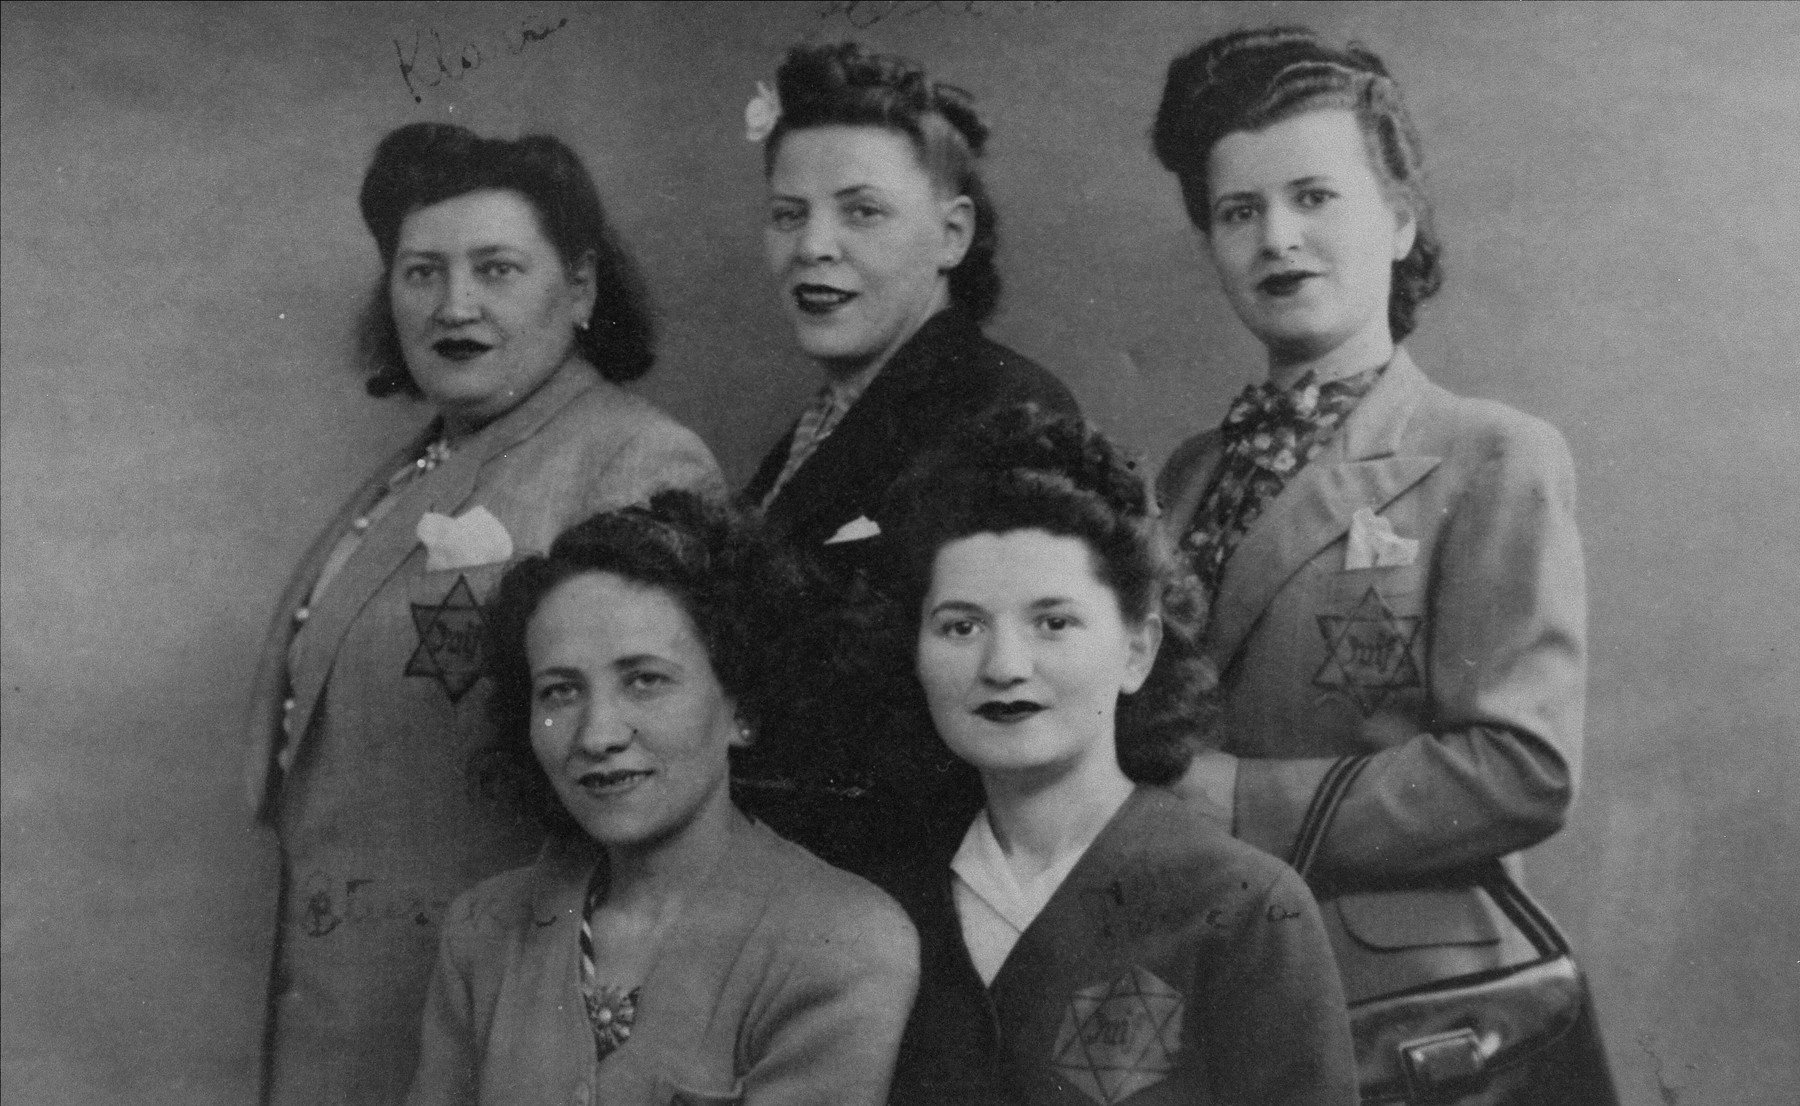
[{"x1": 2, "y1": 3, "x2": 1795, "y2": 1104}]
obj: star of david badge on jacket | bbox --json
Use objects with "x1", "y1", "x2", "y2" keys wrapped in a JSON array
[
  {"x1": 1051, "y1": 965, "x2": 1184, "y2": 1105},
  {"x1": 406, "y1": 574, "x2": 486, "y2": 701},
  {"x1": 1313, "y1": 585, "x2": 1424, "y2": 715}
]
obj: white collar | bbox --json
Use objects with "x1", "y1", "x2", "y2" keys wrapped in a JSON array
[{"x1": 949, "y1": 800, "x2": 1118, "y2": 935}]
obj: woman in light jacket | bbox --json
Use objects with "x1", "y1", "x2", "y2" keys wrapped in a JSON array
[
  {"x1": 244, "y1": 123, "x2": 721, "y2": 1105},
  {"x1": 1151, "y1": 27, "x2": 1615, "y2": 1104}
]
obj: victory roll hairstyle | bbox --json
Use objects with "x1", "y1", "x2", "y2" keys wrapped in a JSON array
[
  {"x1": 763, "y1": 41, "x2": 1003, "y2": 323},
  {"x1": 1153, "y1": 26, "x2": 1443, "y2": 340}
]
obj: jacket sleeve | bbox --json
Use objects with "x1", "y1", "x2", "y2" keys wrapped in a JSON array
[
  {"x1": 404, "y1": 905, "x2": 482, "y2": 1106},
  {"x1": 739, "y1": 893, "x2": 921, "y2": 1106},
  {"x1": 579, "y1": 417, "x2": 726, "y2": 520},
  {"x1": 1206, "y1": 865, "x2": 1359, "y2": 1106},
  {"x1": 1234, "y1": 414, "x2": 1585, "y2": 882}
]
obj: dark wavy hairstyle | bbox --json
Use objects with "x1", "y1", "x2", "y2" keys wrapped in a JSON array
[
  {"x1": 1152, "y1": 26, "x2": 1443, "y2": 341},
  {"x1": 473, "y1": 491, "x2": 814, "y2": 833},
  {"x1": 763, "y1": 41, "x2": 1002, "y2": 324},
  {"x1": 356, "y1": 122, "x2": 656, "y2": 396},
  {"x1": 881, "y1": 406, "x2": 1220, "y2": 785}
]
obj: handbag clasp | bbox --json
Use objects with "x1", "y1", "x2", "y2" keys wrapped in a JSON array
[{"x1": 1399, "y1": 1028, "x2": 1488, "y2": 1100}]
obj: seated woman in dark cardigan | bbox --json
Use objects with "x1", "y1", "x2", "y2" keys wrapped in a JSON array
[{"x1": 879, "y1": 408, "x2": 1357, "y2": 1106}]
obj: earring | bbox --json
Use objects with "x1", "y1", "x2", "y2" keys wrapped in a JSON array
[{"x1": 736, "y1": 719, "x2": 754, "y2": 745}]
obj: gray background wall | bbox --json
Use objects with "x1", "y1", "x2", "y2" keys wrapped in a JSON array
[{"x1": 3, "y1": 2, "x2": 1795, "y2": 1103}]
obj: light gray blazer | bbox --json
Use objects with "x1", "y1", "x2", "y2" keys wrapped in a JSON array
[
  {"x1": 244, "y1": 358, "x2": 723, "y2": 820},
  {"x1": 1159, "y1": 349, "x2": 1586, "y2": 998}
]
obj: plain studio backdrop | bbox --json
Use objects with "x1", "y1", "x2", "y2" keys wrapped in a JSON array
[{"x1": 2, "y1": 2, "x2": 1795, "y2": 1103}]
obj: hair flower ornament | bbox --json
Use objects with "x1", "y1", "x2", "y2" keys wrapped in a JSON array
[{"x1": 744, "y1": 81, "x2": 781, "y2": 142}]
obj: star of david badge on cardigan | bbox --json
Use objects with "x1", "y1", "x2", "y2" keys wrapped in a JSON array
[
  {"x1": 1050, "y1": 965, "x2": 1184, "y2": 1105},
  {"x1": 405, "y1": 574, "x2": 487, "y2": 702},
  {"x1": 1313, "y1": 585, "x2": 1424, "y2": 716}
]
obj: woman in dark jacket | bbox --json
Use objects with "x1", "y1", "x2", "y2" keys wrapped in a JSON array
[
  {"x1": 742, "y1": 40, "x2": 1077, "y2": 581},
  {"x1": 734, "y1": 42, "x2": 1077, "y2": 880}
]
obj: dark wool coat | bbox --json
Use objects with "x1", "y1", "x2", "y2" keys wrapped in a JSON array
[{"x1": 741, "y1": 308, "x2": 1078, "y2": 578}]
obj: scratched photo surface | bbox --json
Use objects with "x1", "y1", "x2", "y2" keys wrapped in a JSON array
[{"x1": 1, "y1": 2, "x2": 1795, "y2": 1103}]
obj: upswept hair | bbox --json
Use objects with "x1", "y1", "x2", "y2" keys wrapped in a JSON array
[
  {"x1": 1152, "y1": 26, "x2": 1443, "y2": 341},
  {"x1": 473, "y1": 491, "x2": 815, "y2": 832},
  {"x1": 356, "y1": 122, "x2": 656, "y2": 396},
  {"x1": 763, "y1": 41, "x2": 1002, "y2": 324},
  {"x1": 883, "y1": 406, "x2": 1220, "y2": 785}
]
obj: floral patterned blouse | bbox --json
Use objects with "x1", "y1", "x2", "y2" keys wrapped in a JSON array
[{"x1": 1180, "y1": 367, "x2": 1383, "y2": 600}]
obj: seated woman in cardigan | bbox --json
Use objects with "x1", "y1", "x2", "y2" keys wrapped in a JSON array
[
  {"x1": 879, "y1": 408, "x2": 1357, "y2": 1106},
  {"x1": 406, "y1": 491, "x2": 918, "y2": 1106}
]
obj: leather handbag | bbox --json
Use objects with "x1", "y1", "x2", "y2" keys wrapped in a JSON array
[{"x1": 1290, "y1": 756, "x2": 1620, "y2": 1105}]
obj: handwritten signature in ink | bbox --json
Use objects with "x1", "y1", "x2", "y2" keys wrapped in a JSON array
[
  {"x1": 817, "y1": 1, "x2": 1061, "y2": 30},
  {"x1": 393, "y1": 15, "x2": 570, "y2": 103}
]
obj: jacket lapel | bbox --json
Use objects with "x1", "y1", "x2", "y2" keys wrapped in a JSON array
[
  {"x1": 277, "y1": 424, "x2": 440, "y2": 771},
  {"x1": 633, "y1": 814, "x2": 772, "y2": 1068},
  {"x1": 284, "y1": 361, "x2": 599, "y2": 754},
  {"x1": 427, "y1": 358, "x2": 602, "y2": 521},
  {"x1": 244, "y1": 428, "x2": 430, "y2": 816},
  {"x1": 990, "y1": 790, "x2": 1151, "y2": 995},
  {"x1": 761, "y1": 313, "x2": 963, "y2": 540},
  {"x1": 1162, "y1": 433, "x2": 1225, "y2": 540},
  {"x1": 1202, "y1": 352, "x2": 1441, "y2": 671},
  {"x1": 741, "y1": 419, "x2": 799, "y2": 510}
]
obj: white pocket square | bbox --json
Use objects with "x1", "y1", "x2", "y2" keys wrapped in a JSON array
[
  {"x1": 417, "y1": 506, "x2": 514, "y2": 571},
  {"x1": 824, "y1": 515, "x2": 881, "y2": 545},
  {"x1": 1345, "y1": 507, "x2": 1418, "y2": 570}
]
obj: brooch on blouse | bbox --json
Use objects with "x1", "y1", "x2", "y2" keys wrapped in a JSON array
[{"x1": 581, "y1": 982, "x2": 639, "y2": 1062}]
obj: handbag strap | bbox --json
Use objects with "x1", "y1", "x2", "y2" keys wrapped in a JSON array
[
  {"x1": 1287, "y1": 754, "x2": 1571, "y2": 961},
  {"x1": 1478, "y1": 859, "x2": 1571, "y2": 959}
]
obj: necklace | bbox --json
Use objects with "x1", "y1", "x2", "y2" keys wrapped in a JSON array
[
  {"x1": 578, "y1": 861, "x2": 641, "y2": 1063},
  {"x1": 386, "y1": 437, "x2": 452, "y2": 494},
  {"x1": 414, "y1": 438, "x2": 452, "y2": 473}
]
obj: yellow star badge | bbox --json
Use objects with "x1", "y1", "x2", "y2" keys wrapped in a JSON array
[
  {"x1": 1313, "y1": 585, "x2": 1423, "y2": 716},
  {"x1": 406, "y1": 574, "x2": 487, "y2": 702},
  {"x1": 1050, "y1": 965, "x2": 1184, "y2": 1105}
]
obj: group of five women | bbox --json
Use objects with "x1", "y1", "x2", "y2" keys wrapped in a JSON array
[{"x1": 245, "y1": 25, "x2": 1611, "y2": 1106}]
